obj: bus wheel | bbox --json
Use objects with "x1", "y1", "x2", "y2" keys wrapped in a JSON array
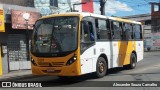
[
  {"x1": 128, "y1": 53, "x2": 137, "y2": 69},
  {"x1": 95, "y1": 57, "x2": 107, "y2": 78}
]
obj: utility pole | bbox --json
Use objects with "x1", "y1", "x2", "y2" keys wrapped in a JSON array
[
  {"x1": 72, "y1": 0, "x2": 90, "y2": 12},
  {"x1": 67, "y1": 0, "x2": 72, "y2": 12},
  {"x1": 100, "y1": 0, "x2": 107, "y2": 15}
]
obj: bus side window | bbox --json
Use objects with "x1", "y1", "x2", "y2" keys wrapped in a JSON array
[
  {"x1": 95, "y1": 19, "x2": 100, "y2": 39},
  {"x1": 111, "y1": 21, "x2": 114, "y2": 39},
  {"x1": 83, "y1": 21, "x2": 90, "y2": 42},
  {"x1": 123, "y1": 23, "x2": 132, "y2": 40},
  {"x1": 88, "y1": 22, "x2": 95, "y2": 41},
  {"x1": 133, "y1": 24, "x2": 142, "y2": 40},
  {"x1": 111, "y1": 21, "x2": 121, "y2": 40},
  {"x1": 97, "y1": 19, "x2": 110, "y2": 40},
  {"x1": 106, "y1": 19, "x2": 111, "y2": 40},
  {"x1": 119, "y1": 22, "x2": 123, "y2": 40},
  {"x1": 81, "y1": 21, "x2": 95, "y2": 42},
  {"x1": 123, "y1": 23, "x2": 126, "y2": 40}
]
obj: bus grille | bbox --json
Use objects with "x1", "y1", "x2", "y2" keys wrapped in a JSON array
[
  {"x1": 38, "y1": 62, "x2": 49, "y2": 66},
  {"x1": 42, "y1": 70, "x2": 61, "y2": 73},
  {"x1": 51, "y1": 62, "x2": 64, "y2": 67},
  {"x1": 38, "y1": 62, "x2": 64, "y2": 67}
]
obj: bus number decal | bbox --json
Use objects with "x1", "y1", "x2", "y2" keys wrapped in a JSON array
[{"x1": 100, "y1": 48, "x2": 105, "y2": 52}]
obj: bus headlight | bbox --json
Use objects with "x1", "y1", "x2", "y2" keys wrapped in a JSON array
[
  {"x1": 66, "y1": 56, "x2": 77, "y2": 66},
  {"x1": 31, "y1": 58, "x2": 37, "y2": 66}
]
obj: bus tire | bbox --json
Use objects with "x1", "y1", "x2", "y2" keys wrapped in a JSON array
[
  {"x1": 128, "y1": 53, "x2": 137, "y2": 69},
  {"x1": 94, "y1": 57, "x2": 107, "y2": 78}
]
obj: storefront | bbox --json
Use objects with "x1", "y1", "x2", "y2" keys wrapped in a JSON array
[{"x1": 0, "y1": 4, "x2": 40, "y2": 74}]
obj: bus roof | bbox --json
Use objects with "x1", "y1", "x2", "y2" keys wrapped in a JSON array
[{"x1": 41, "y1": 12, "x2": 141, "y2": 24}]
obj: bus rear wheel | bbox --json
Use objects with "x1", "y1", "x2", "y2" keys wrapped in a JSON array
[
  {"x1": 128, "y1": 53, "x2": 137, "y2": 69},
  {"x1": 95, "y1": 57, "x2": 107, "y2": 78}
]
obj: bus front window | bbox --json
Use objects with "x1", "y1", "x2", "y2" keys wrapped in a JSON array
[{"x1": 32, "y1": 16, "x2": 79, "y2": 56}]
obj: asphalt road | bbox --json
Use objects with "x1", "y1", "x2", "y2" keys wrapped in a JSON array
[{"x1": 1, "y1": 51, "x2": 160, "y2": 90}]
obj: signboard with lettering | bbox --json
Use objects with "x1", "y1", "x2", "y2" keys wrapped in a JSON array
[
  {"x1": 11, "y1": 10, "x2": 41, "y2": 30},
  {"x1": 0, "y1": 9, "x2": 5, "y2": 32}
]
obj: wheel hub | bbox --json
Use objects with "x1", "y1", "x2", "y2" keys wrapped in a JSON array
[
  {"x1": 99, "y1": 62, "x2": 105, "y2": 73},
  {"x1": 132, "y1": 57, "x2": 136, "y2": 66}
]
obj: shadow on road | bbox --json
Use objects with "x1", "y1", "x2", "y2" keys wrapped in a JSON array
[{"x1": 42, "y1": 67, "x2": 128, "y2": 87}]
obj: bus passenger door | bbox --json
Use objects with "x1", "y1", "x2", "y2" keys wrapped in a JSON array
[
  {"x1": 80, "y1": 20, "x2": 96, "y2": 74},
  {"x1": 118, "y1": 23, "x2": 132, "y2": 67}
]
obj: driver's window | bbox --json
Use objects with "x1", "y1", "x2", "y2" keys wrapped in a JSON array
[
  {"x1": 81, "y1": 21, "x2": 95, "y2": 42},
  {"x1": 83, "y1": 23, "x2": 90, "y2": 42},
  {"x1": 88, "y1": 22, "x2": 94, "y2": 41}
]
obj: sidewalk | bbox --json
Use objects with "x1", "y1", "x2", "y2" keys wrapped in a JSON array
[
  {"x1": 144, "y1": 51, "x2": 160, "y2": 56},
  {"x1": 0, "y1": 70, "x2": 34, "y2": 81}
]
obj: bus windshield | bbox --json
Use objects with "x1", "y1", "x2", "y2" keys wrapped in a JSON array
[{"x1": 32, "y1": 16, "x2": 79, "y2": 55}]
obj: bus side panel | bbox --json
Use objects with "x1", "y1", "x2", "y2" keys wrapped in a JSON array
[
  {"x1": 110, "y1": 41, "x2": 119, "y2": 68},
  {"x1": 136, "y1": 41, "x2": 144, "y2": 62},
  {"x1": 88, "y1": 42, "x2": 120, "y2": 72},
  {"x1": 80, "y1": 45, "x2": 95, "y2": 74},
  {"x1": 118, "y1": 41, "x2": 136, "y2": 66},
  {"x1": 92, "y1": 42, "x2": 111, "y2": 71},
  {"x1": 80, "y1": 42, "x2": 113, "y2": 74},
  {"x1": 93, "y1": 42, "x2": 120, "y2": 70},
  {"x1": 80, "y1": 40, "x2": 143, "y2": 75}
]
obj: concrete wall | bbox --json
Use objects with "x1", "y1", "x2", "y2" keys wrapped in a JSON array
[
  {"x1": 0, "y1": 0, "x2": 34, "y2": 7},
  {"x1": 0, "y1": 32, "x2": 9, "y2": 74}
]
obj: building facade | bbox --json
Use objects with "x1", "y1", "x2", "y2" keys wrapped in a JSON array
[
  {"x1": 151, "y1": 2, "x2": 160, "y2": 33},
  {"x1": 34, "y1": 0, "x2": 101, "y2": 16},
  {"x1": 150, "y1": 3, "x2": 160, "y2": 50},
  {"x1": 0, "y1": 0, "x2": 34, "y2": 7},
  {"x1": 0, "y1": 1, "x2": 40, "y2": 75}
]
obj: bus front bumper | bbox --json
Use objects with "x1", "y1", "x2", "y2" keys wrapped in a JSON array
[{"x1": 31, "y1": 63, "x2": 81, "y2": 76}]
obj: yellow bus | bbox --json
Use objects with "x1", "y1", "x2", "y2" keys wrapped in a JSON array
[{"x1": 31, "y1": 12, "x2": 143, "y2": 78}]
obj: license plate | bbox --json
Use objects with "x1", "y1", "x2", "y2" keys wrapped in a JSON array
[{"x1": 46, "y1": 69, "x2": 55, "y2": 73}]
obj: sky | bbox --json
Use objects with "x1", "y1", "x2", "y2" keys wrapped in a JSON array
[
  {"x1": 34, "y1": 0, "x2": 160, "y2": 16},
  {"x1": 103, "y1": 0, "x2": 160, "y2": 16}
]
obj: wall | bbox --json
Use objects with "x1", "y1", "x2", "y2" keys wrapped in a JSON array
[
  {"x1": 34, "y1": 0, "x2": 98, "y2": 16},
  {"x1": 151, "y1": 3, "x2": 160, "y2": 32},
  {"x1": 0, "y1": 23, "x2": 9, "y2": 74},
  {"x1": 0, "y1": 0, "x2": 34, "y2": 7}
]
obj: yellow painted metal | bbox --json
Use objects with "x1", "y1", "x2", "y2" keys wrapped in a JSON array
[
  {"x1": 0, "y1": 45, "x2": 2, "y2": 75},
  {"x1": 0, "y1": 9, "x2": 5, "y2": 32},
  {"x1": 31, "y1": 14, "x2": 83, "y2": 76},
  {"x1": 118, "y1": 41, "x2": 136, "y2": 66}
]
